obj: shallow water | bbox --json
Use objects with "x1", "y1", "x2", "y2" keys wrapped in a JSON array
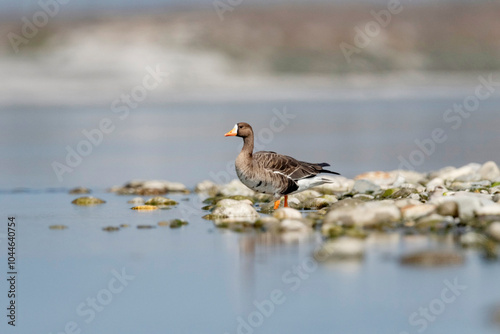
[
  {"x1": 1, "y1": 89, "x2": 500, "y2": 333},
  {"x1": 1, "y1": 190, "x2": 500, "y2": 334}
]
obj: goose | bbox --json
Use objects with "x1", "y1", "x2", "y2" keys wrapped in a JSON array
[{"x1": 225, "y1": 122, "x2": 340, "y2": 209}]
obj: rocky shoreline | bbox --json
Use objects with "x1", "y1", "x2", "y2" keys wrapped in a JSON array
[{"x1": 68, "y1": 161, "x2": 500, "y2": 265}]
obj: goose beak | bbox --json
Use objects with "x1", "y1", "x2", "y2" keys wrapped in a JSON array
[{"x1": 224, "y1": 124, "x2": 238, "y2": 137}]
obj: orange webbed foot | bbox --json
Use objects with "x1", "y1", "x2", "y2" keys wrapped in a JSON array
[{"x1": 274, "y1": 199, "x2": 281, "y2": 210}]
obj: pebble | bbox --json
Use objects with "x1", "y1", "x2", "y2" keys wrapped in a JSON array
[
  {"x1": 352, "y1": 179, "x2": 381, "y2": 194},
  {"x1": 352, "y1": 194, "x2": 374, "y2": 201},
  {"x1": 131, "y1": 205, "x2": 158, "y2": 211},
  {"x1": 436, "y1": 201, "x2": 459, "y2": 217},
  {"x1": 400, "y1": 250, "x2": 464, "y2": 267},
  {"x1": 220, "y1": 179, "x2": 256, "y2": 197},
  {"x1": 71, "y1": 196, "x2": 106, "y2": 206},
  {"x1": 194, "y1": 180, "x2": 219, "y2": 196},
  {"x1": 430, "y1": 195, "x2": 486, "y2": 221},
  {"x1": 314, "y1": 176, "x2": 354, "y2": 194},
  {"x1": 425, "y1": 177, "x2": 444, "y2": 192},
  {"x1": 434, "y1": 163, "x2": 481, "y2": 182},
  {"x1": 401, "y1": 204, "x2": 436, "y2": 220},
  {"x1": 102, "y1": 226, "x2": 120, "y2": 232},
  {"x1": 475, "y1": 204, "x2": 500, "y2": 217},
  {"x1": 303, "y1": 195, "x2": 338, "y2": 209},
  {"x1": 394, "y1": 198, "x2": 422, "y2": 209},
  {"x1": 324, "y1": 200, "x2": 401, "y2": 228},
  {"x1": 49, "y1": 225, "x2": 68, "y2": 230},
  {"x1": 479, "y1": 161, "x2": 500, "y2": 181},
  {"x1": 137, "y1": 225, "x2": 156, "y2": 229}
]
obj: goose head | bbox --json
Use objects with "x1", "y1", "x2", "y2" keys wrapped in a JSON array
[{"x1": 224, "y1": 122, "x2": 253, "y2": 138}]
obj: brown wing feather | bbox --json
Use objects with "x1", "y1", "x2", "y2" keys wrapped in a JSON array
[{"x1": 253, "y1": 151, "x2": 331, "y2": 181}]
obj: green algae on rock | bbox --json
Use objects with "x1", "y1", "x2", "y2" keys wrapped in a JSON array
[
  {"x1": 71, "y1": 196, "x2": 106, "y2": 206},
  {"x1": 169, "y1": 219, "x2": 189, "y2": 228},
  {"x1": 144, "y1": 196, "x2": 178, "y2": 206}
]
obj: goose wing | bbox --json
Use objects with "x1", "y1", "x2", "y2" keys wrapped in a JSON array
[{"x1": 253, "y1": 151, "x2": 338, "y2": 181}]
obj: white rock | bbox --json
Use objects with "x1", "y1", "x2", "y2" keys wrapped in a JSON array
[
  {"x1": 314, "y1": 238, "x2": 364, "y2": 261},
  {"x1": 195, "y1": 180, "x2": 219, "y2": 195},
  {"x1": 494, "y1": 194, "x2": 500, "y2": 203},
  {"x1": 426, "y1": 177, "x2": 444, "y2": 192},
  {"x1": 289, "y1": 190, "x2": 322, "y2": 202},
  {"x1": 479, "y1": 161, "x2": 500, "y2": 181},
  {"x1": 487, "y1": 222, "x2": 500, "y2": 241},
  {"x1": 417, "y1": 213, "x2": 450, "y2": 225},
  {"x1": 315, "y1": 176, "x2": 354, "y2": 193},
  {"x1": 273, "y1": 207, "x2": 303, "y2": 220},
  {"x1": 401, "y1": 204, "x2": 437, "y2": 220},
  {"x1": 353, "y1": 179, "x2": 381, "y2": 194},
  {"x1": 220, "y1": 179, "x2": 256, "y2": 197},
  {"x1": 430, "y1": 193, "x2": 493, "y2": 220},
  {"x1": 435, "y1": 163, "x2": 481, "y2": 182},
  {"x1": 489, "y1": 186, "x2": 500, "y2": 195},
  {"x1": 394, "y1": 198, "x2": 422, "y2": 209},
  {"x1": 212, "y1": 199, "x2": 259, "y2": 221},
  {"x1": 475, "y1": 204, "x2": 500, "y2": 216},
  {"x1": 163, "y1": 181, "x2": 189, "y2": 192},
  {"x1": 324, "y1": 201, "x2": 401, "y2": 227}
]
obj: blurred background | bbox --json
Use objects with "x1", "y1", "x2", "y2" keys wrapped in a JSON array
[{"x1": 1, "y1": 0, "x2": 500, "y2": 188}]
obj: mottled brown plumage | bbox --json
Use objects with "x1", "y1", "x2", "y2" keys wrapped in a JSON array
[{"x1": 225, "y1": 122, "x2": 340, "y2": 209}]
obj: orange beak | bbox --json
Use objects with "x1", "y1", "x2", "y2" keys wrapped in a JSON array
[{"x1": 224, "y1": 124, "x2": 238, "y2": 137}]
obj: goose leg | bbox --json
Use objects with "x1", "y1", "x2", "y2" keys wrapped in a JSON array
[
  {"x1": 273, "y1": 199, "x2": 281, "y2": 210},
  {"x1": 284, "y1": 195, "x2": 288, "y2": 208}
]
